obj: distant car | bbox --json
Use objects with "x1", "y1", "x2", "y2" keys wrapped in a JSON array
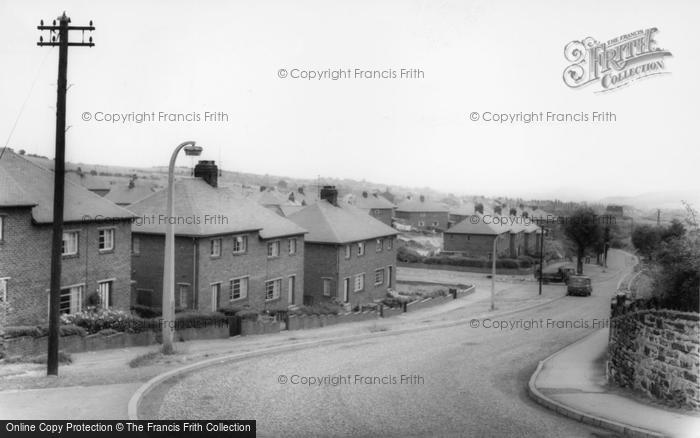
[
  {"x1": 536, "y1": 262, "x2": 576, "y2": 283},
  {"x1": 567, "y1": 275, "x2": 592, "y2": 296}
]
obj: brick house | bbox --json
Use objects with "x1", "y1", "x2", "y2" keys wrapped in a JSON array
[
  {"x1": 128, "y1": 161, "x2": 307, "y2": 313},
  {"x1": 442, "y1": 217, "x2": 511, "y2": 259},
  {"x1": 348, "y1": 192, "x2": 395, "y2": 226},
  {"x1": 0, "y1": 150, "x2": 134, "y2": 325},
  {"x1": 287, "y1": 186, "x2": 398, "y2": 308},
  {"x1": 448, "y1": 202, "x2": 475, "y2": 228},
  {"x1": 395, "y1": 198, "x2": 449, "y2": 230}
]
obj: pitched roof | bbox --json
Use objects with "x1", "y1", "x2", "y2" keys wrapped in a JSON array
[
  {"x1": 352, "y1": 193, "x2": 395, "y2": 210},
  {"x1": 396, "y1": 199, "x2": 449, "y2": 213},
  {"x1": 287, "y1": 200, "x2": 398, "y2": 244},
  {"x1": 445, "y1": 216, "x2": 512, "y2": 236},
  {"x1": 129, "y1": 178, "x2": 306, "y2": 239},
  {"x1": 279, "y1": 205, "x2": 305, "y2": 217},
  {"x1": 104, "y1": 184, "x2": 159, "y2": 205},
  {"x1": 0, "y1": 150, "x2": 133, "y2": 223},
  {"x1": 450, "y1": 202, "x2": 475, "y2": 216}
]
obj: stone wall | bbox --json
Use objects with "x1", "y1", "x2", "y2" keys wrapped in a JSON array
[{"x1": 607, "y1": 309, "x2": 700, "y2": 411}]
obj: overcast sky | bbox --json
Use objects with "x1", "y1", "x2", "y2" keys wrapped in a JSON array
[{"x1": 1, "y1": 0, "x2": 698, "y2": 204}]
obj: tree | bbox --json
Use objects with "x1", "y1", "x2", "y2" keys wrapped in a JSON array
[
  {"x1": 475, "y1": 203, "x2": 484, "y2": 214},
  {"x1": 494, "y1": 206, "x2": 502, "y2": 215},
  {"x1": 562, "y1": 207, "x2": 602, "y2": 274},
  {"x1": 631, "y1": 225, "x2": 661, "y2": 260},
  {"x1": 277, "y1": 179, "x2": 288, "y2": 189},
  {"x1": 661, "y1": 219, "x2": 685, "y2": 242},
  {"x1": 509, "y1": 207, "x2": 517, "y2": 216}
]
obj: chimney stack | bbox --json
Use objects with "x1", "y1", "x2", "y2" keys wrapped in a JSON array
[
  {"x1": 320, "y1": 185, "x2": 338, "y2": 206},
  {"x1": 194, "y1": 160, "x2": 218, "y2": 188}
]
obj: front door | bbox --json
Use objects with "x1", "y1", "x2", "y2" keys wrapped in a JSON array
[{"x1": 343, "y1": 277, "x2": 350, "y2": 303}]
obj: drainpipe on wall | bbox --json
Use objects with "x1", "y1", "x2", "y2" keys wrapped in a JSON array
[{"x1": 192, "y1": 237, "x2": 198, "y2": 310}]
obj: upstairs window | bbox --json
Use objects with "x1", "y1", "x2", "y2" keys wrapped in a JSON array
[
  {"x1": 267, "y1": 240, "x2": 280, "y2": 258},
  {"x1": 98, "y1": 228, "x2": 115, "y2": 251},
  {"x1": 0, "y1": 216, "x2": 5, "y2": 241},
  {"x1": 233, "y1": 235, "x2": 247, "y2": 254},
  {"x1": 357, "y1": 242, "x2": 365, "y2": 256},
  {"x1": 376, "y1": 238, "x2": 383, "y2": 252},
  {"x1": 131, "y1": 236, "x2": 140, "y2": 255},
  {"x1": 0, "y1": 277, "x2": 8, "y2": 302},
  {"x1": 62, "y1": 231, "x2": 79, "y2": 256},
  {"x1": 387, "y1": 238, "x2": 393, "y2": 250},
  {"x1": 288, "y1": 238, "x2": 297, "y2": 255},
  {"x1": 344, "y1": 245, "x2": 351, "y2": 259},
  {"x1": 210, "y1": 238, "x2": 222, "y2": 257}
]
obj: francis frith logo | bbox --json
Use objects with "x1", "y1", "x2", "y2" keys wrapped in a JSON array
[{"x1": 563, "y1": 28, "x2": 672, "y2": 92}]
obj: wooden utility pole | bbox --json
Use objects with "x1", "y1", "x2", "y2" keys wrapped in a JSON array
[{"x1": 37, "y1": 12, "x2": 94, "y2": 376}]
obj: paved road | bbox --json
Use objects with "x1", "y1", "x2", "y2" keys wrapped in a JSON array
[{"x1": 154, "y1": 250, "x2": 636, "y2": 437}]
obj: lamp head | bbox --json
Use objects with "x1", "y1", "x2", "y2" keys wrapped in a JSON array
[{"x1": 184, "y1": 144, "x2": 203, "y2": 156}]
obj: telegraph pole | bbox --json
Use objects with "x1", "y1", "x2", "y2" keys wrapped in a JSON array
[{"x1": 37, "y1": 12, "x2": 94, "y2": 376}]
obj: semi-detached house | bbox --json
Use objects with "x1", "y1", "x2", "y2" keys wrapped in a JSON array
[
  {"x1": 128, "y1": 161, "x2": 307, "y2": 313},
  {"x1": 0, "y1": 150, "x2": 134, "y2": 325},
  {"x1": 288, "y1": 186, "x2": 398, "y2": 308}
]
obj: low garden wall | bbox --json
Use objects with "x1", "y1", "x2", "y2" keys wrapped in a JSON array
[
  {"x1": 607, "y1": 309, "x2": 700, "y2": 411},
  {"x1": 398, "y1": 261, "x2": 532, "y2": 276},
  {"x1": 3, "y1": 324, "x2": 229, "y2": 359}
]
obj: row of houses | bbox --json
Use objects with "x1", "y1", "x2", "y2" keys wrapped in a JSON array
[{"x1": 0, "y1": 151, "x2": 397, "y2": 325}]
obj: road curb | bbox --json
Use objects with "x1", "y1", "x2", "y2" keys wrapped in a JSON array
[
  {"x1": 129, "y1": 286, "x2": 563, "y2": 420},
  {"x1": 527, "y1": 329, "x2": 666, "y2": 438}
]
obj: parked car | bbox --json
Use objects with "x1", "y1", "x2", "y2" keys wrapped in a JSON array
[
  {"x1": 567, "y1": 275, "x2": 592, "y2": 296},
  {"x1": 535, "y1": 262, "x2": 576, "y2": 283}
]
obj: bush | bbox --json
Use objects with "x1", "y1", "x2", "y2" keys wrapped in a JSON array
[
  {"x1": 131, "y1": 305, "x2": 161, "y2": 319},
  {"x1": 57, "y1": 324, "x2": 87, "y2": 337},
  {"x1": 495, "y1": 259, "x2": 520, "y2": 269},
  {"x1": 4, "y1": 326, "x2": 44, "y2": 339},
  {"x1": 97, "y1": 328, "x2": 120, "y2": 336},
  {"x1": 292, "y1": 301, "x2": 344, "y2": 316},
  {"x1": 62, "y1": 308, "x2": 147, "y2": 334},
  {"x1": 175, "y1": 311, "x2": 227, "y2": 329},
  {"x1": 236, "y1": 309, "x2": 260, "y2": 321},
  {"x1": 217, "y1": 305, "x2": 247, "y2": 317}
]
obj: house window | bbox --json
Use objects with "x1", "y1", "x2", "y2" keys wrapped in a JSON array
[
  {"x1": 62, "y1": 231, "x2": 79, "y2": 256},
  {"x1": 230, "y1": 277, "x2": 248, "y2": 301},
  {"x1": 387, "y1": 238, "x2": 393, "y2": 250},
  {"x1": 376, "y1": 238, "x2": 383, "y2": 252},
  {"x1": 375, "y1": 269, "x2": 385, "y2": 285},
  {"x1": 98, "y1": 228, "x2": 115, "y2": 251},
  {"x1": 418, "y1": 221, "x2": 425, "y2": 227},
  {"x1": 0, "y1": 277, "x2": 8, "y2": 302},
  {"x1": 357, "y1": 242, "x2": 365, "y2": 256},
  {"x1": 267, "y1": 240, "x2": 280, "y2": 258},
  {"x1": 59, "y1": 285, "x2": 84, "y2": 315},
  {"x1": 210, "y1": 238, "x2": 222, "y2": 257},
  {"x1": 344, "y1": 245, "x2": 351, "y2": 259},
  {"x1": 265, "y1": 278, "x2": 282, "y2": 301},
  {"x1": 178, "y1": 284, "x2": 189, "y2": 309},
  {"x1": 97, "y1": 280, "x2": 113, "y2": 309},
  {"x1": 288, "y1": 238, "x2": 297, "y2": 255},
  {"x1": 432, "y1": 221, "x2": 439, "y2": 227},
  {"x1": 322, "y1": 278, "x2": 332, "y2": 297},
  {"x1": 232, "y1": 235, "x2": 247, "y2": 254},
  {"x1": 354, "y1": 274, "x2": 365, "y2": 292},
  {"x1": 131, "y1": 236, "x2": 140, "y2": 255},
  {"x1": 0, "y1": 216, "x2": 5, "y2": 242},
  {"x1": 211, "y1": 283, "x2": 221, "y2": 311}
]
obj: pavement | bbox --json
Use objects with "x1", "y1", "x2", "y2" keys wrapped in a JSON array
[{"x1": 529, "y1": 327, "x2": 700, "y2": 438}]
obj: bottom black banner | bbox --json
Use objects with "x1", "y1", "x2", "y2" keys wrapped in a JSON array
[{"x1": 2, "y1": 420, "x2": 256, "y2": 437}]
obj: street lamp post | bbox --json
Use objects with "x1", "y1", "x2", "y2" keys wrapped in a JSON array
[
  {"x1": 538, "y1": 227, "x2": 546, "y2": 296},
  {"x1": 162, "y1": 141, "x2": 203, "y2": 354},
  {"x1": 491, "y1": 235, "x2": 497, "y2": 311}
]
